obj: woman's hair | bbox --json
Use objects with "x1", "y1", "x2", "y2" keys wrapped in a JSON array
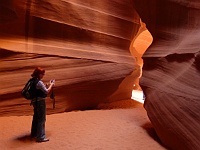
[{"x1": 31, "y1": 67, "x2": 45, "y2": 78}]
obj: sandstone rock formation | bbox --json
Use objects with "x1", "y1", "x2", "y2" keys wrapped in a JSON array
[
  {"x1": 1, "y1": 0, "x2": 200, "y2": 149},
  {"x1": 134, "y1": 0, "x2": 200, "y2": 149},
  {"x1": 0, "y1": 0, "x2": 140, "y2": 115}
]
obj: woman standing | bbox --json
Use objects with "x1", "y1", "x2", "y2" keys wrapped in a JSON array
[{"x1": 30, "y1": 67, "x2": 55, "y2": 142}]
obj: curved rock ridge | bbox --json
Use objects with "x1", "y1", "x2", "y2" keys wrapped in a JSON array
[
  {"x1": 0, "y1": 0, "x2": 141, "y2": 116},
  {"x1": 134, "y1": 0, "x2": 200, "y2": 149},
  {"x1": 3, "y1": 1, "x2": 200, "y2": 149},
  {"x1": 0, "y1": 0, "x2": 139, "y2": 63}
]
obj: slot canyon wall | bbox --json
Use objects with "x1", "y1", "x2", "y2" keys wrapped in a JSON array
[
  {"x1": 134, "y1": 0, "x2": 200, "y2": 150},
  {"x1": 1, "y1": 0, "x2": 200, "y2": 150},
  {"x1": 0, "y1": 0, "x2": 140, "y2": 116}
]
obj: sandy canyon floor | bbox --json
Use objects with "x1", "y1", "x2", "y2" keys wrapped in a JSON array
[{"x1": 0, "y1": 99, "x2": 168, "y2": 150}]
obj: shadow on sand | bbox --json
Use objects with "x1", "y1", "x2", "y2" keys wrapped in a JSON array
[{"x1": 14, "y1": 134, "x2": 36, "y2": 143}]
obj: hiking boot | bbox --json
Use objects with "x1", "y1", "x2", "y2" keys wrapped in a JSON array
[{"x1": 36, "y1": 138, "x2": 49, "y2": 143}]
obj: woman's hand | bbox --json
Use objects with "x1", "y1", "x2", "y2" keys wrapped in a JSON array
[
  {"x1": 50, "y1": 79, "x2": 55, "y2": 85},
  {"x1": 47, "y1": 79, "x2": 55, "y2": 93}
]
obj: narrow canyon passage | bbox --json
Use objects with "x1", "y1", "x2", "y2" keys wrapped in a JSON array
[{"x1": 130, "y1": 21, "x2": 153, "y2": 104}]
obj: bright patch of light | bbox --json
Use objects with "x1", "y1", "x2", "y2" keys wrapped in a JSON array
[{"x1": 131, "y1": 90, "x2": 145, "y2": 104}]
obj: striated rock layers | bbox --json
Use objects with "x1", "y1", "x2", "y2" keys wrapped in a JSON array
[
  {"x1": 1, "y1": 0, "x2": 200, "y2": 149},
  {"x1": 134, "y1": 0, "x2": 200, "y2": 149},
  {"x1": 0, "y1": 0, "x2": 140, "y2": 116}
]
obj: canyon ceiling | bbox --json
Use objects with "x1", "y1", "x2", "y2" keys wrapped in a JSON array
[{"x1": 0, "y1": 0, "x2": 200, "y2": 149}]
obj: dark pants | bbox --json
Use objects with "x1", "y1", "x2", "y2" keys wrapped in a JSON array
[{"x1": 31, "y1": 100, "x2": 46, "y2": 140}]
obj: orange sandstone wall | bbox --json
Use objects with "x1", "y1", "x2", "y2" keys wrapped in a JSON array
[
  {"x1": 134, "y1": 0, "x2": 200, "y2": 149},
  {"x1": 0, "y1": 0, "x2": 140, "y2": 115},
  {"x1": 2, "y1": 1, "x2": 200, "y2": 149}
]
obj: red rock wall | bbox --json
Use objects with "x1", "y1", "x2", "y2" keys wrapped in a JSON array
[
  {"x1": 0, "y1": 0, "x2": 140, "y2": 115},
  {"x1": 2, "y1": 1, "x2": 199, "y2": 149},
  {"x1": 134, "y1": 0, "x2": 200, "y2": 149}
]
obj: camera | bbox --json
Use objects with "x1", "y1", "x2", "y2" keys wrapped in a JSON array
[{"x1": 51, "y1": 79, "x2": 55, "y2": 83}]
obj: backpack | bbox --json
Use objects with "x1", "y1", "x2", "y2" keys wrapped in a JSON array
[{"x1": 21, "y1": 78, "x2": 39, "y2": 100}]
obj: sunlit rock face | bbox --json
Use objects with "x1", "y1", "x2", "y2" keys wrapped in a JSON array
[
  {"x1": 2, "y1": 0, "x2": 199, "y2": 149},
  {"x1": 0, "y1": 1, "x2": 141, "y2": 115},
  {"x1": 134, "y1": 0, "x2": 200, "y2": 149}
]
